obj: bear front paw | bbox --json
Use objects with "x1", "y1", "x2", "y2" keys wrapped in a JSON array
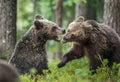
[{"x1": 57, "y1": 62, "x2": 66, "y2": 68}]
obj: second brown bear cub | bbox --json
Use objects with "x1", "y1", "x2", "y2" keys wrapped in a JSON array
[
  {"x1": 9, "y1": 15, "x2": 65, "y2": 74},
  {"x1": 0, "y1": 60, "x2": 20, "y2": 82},
  {"x1": 58, "y1": 16, "x2": 120, "y2": 73}
]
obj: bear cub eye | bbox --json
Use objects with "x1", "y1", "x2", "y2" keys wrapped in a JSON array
[
  {"x1": 67, "y1": 29, "x2": 70, "y2": 32},
  {"x1": 52, "y1": 26, "x2": 57, "y2": 32},
  {"x1": 71, "y1": 34, "x2": 75, "y2": 39}
]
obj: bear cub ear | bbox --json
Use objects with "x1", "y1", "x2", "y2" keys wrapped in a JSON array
[
  {"x1": 87, "y1": 20, "x2": 99, "y2": 28},
  {"x1": 75, "y1": 16, "x2": 84, "y2": 22},
  {"x1": 34, "y1": 14, "x2": 43, "y2": 20},
  {"x1": 34, "y1": 20, "x2": 43, "y2": 30}
]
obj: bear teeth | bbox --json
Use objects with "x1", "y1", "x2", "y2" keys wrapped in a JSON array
[
  {"x1": 62, "y1": 39, "x2": 67, "y2": 43},
  {"x1": 54, "y1": 36, "x2": 60, "y2": 42}
]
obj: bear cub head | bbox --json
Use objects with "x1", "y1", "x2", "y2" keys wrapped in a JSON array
[
  {"x1": 62, "y1": 16, "x2": 100, "y2": 43},
  {"x1": 34, "y1": 14, "x2": 66, "y2": 42}
]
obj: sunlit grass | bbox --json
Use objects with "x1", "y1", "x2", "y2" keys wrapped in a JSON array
[
  {"x1": 20, "y1": 58, "x2": 90, "y2": 82},
  {"x1": 20, "y1": 58, "x2": 120, "y2": 82}
]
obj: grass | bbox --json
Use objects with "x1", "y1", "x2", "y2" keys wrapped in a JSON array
[
  {"x1": 20, "y1": 58, "x2": 90, "y2": 82},
  {"x1": 20, "y1": 58, "x2": 120, "y2": 82},
  {"x1": 1, "y1": 53, "x2": 120, "y2": 82}
]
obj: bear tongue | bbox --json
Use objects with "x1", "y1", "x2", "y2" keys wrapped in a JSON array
[{"x1": 54, "y1": 36, "x2": 60, "y2": 42}]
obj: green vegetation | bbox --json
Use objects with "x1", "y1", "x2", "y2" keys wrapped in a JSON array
[
  {"x1": 20, "y1": 58, "x2": 90, "y2": 82},
  {"x1": 91, "y1": 60, "x2": 120, "y2": 82},
  {"x1": 20, "y1": 58, "x2": 120, "y2": 82}
]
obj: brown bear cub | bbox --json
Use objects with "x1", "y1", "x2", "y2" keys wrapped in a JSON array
[
  {"x1": 58, "y1": 16, "x2": 120, "y2": 73},
  {"x1": 9, "y1": 15, "x2": 66, "y2": 74},
  {"x1": 0, "y1": 60, "x2": 20, "y2": 82}
]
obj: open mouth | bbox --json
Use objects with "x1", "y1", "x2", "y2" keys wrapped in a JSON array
[{"x1": 54, "y1": 36, "x2": 60, "y2": 42}]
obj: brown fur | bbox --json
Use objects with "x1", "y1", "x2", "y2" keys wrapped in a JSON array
[
  {"x1": 0, "y1": 60, "x2": 20, "y2": 82},
  {"x1": 58, "y1": 16, "x2": 120, "y2": 73},
  {"x1": 9, "y1": 15, "x2": 65, "y2": 74}
]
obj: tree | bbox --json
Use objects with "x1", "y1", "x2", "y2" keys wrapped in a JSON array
[
  {"x1": 104, "y1": 0, "x2": 120, "y2": 35},
  {"x1": 33, "y1": 0, "x2": 41, "y2": 16},
  {"x1": 86, "y1": 0, "x2": 97, "y2": 20},
  {"x1": 56, "y1": 0, "x2": 63, "y2": 59},
  {"x1": 75, "y1": 1, "x2": 87, "y2": 18},
  {"x1": 75, "y1": 0, "x2": 104, "y2": 21},
  {"x1": 0, "y1": 0, "x2": 17, "y2": 55}
]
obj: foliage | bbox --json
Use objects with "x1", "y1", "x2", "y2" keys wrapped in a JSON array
[
  {"x1": 0, "y1": 55, "x2": 7, "y2": 60},
  {"x1": 20, "y1": 58, "x2": 90, "y2": 82},
  {"x1": 0, "y1": 49, "x2": 13, "y2": 60},
  {"x1": 17, "y1": 0, "x2": 33, "y2": 41},
  {"x1": 90, "y1": 59, "x2": 120, "y2": 82},
  {"x1": 91, "y1": 0, "x2": 104, "y2": 22},
  {"x1": 63, "y1": 0, "x2": 87, "y2": 7},
  {"x1": 20, "y1": 58, "x2": 120, "y2": 82}
]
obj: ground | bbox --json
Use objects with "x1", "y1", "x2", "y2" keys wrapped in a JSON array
[{"x1": 20, "y1": 58, "x2": 120, "y2": 82}]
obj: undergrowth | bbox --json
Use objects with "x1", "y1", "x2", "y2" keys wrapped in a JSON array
[{"x1": 20, "y1": 58, "x2": 120, "y2": 82}]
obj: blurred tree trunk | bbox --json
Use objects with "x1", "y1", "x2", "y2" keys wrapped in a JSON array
[
  {"x1": 55, "y1": 0, "x2": 63, "y2": 59},
  {"x1": 104, "y1": 0, "x2": 120, "y2": 35},
  {"x1": 33, "y1": 0, "x2": 38, "y2": 14},
  {"x1": 86, "y1": 0, "x2": 97, "y2": 20},
  {"x1": 76, "y1": 0, "x2": 102, "y2": 20},
  {"x1": 33, "y1": 0, "x2": 41, "y2": 17},
  {"x1": 75, "y1": 1, "x2": 87, "y2": 19},
  {"x1": 49, "y1": 0, "x2": 56, "y2": 21},
  {"x1": 0, "y1": 0, "x2": 17, "y2": 55}
]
